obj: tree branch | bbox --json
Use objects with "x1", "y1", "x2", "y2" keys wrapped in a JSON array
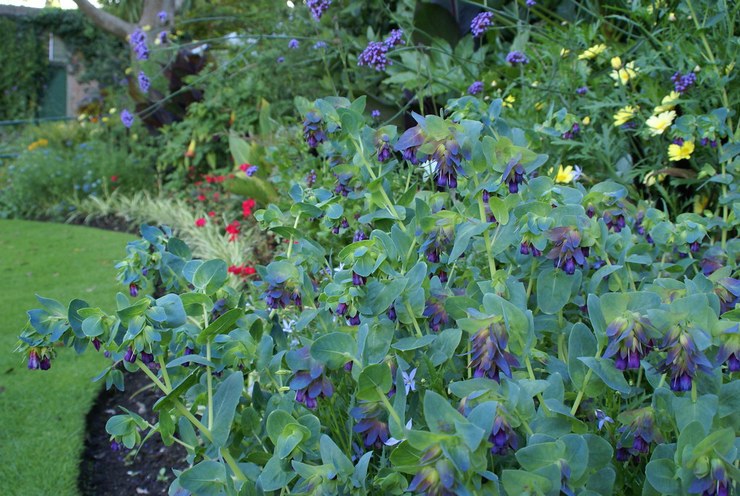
[{"x1": 72, "y1": 0, "x2": 136, "y2": 41}]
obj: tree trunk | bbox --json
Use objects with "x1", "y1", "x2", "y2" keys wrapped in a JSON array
[{"x1": 72, "y1": 0, "x2": 177, "y2": 41}]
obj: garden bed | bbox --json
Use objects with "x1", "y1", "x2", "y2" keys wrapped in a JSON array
[{"x1": 78, "y1": 372, "x2": 186, "y2": 496}]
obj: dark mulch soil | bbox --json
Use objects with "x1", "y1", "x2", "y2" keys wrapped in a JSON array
[
  {"x1": 67, "y1": 214, "x2": 137, "y2": 234},
  {"x1": 78, "y1": 372, "x2": 187, "y2": 496}
]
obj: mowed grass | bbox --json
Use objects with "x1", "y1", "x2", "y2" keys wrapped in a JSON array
[{"x1": 0, "y1": 220, "x2": 133, "y2": 496}]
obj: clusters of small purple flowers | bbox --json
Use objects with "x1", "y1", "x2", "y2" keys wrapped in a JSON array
[
  {"x1": 467, "y1": 80, "x2": 484, "y2": 95},
  {"x1": 616, "y1": 409, "x2": 657, "y2": 461},
  {"x1": 506, "y1": 50, "x2": 529, "y2": 65},
  {"x1": 306, "y1": 169, "x2": 317, "y2": 187},
  {"x1": 520, "y1": 241, "x2": 542, "y2": 257},
  {"x1": 603, "y1": 313, "x2": 653, "y2": 370},
  {"x1": 433, "y1": 139, "x2": 467, "y2": 189},
  {"x1": 395, "y1": 125, "x2": 425, "y2": 165},
  {"x1": 468, "y1": 320, "x2": 519, "y2": 382},
  {"x1": 303, "y1": 111, "x2": 327, "y2": 148},
  {"x1": 245, "y1": 165, "x2": 258, "y2": 177},
  {"x1": 657, "y1": 325, "x2": 713, "y2": 392},
  {"x1": 545, "y1": 226, "x2": 589, "y2": 275},
  {"x1": 407, "y1": 447, "x2": 457, "y2": 495},
  {"x1": 263, "y1": 282, "x2": 302, "y2": 309},
  {"x1": 576, "y1": 86, "x2": 588, "y2": 95},
  {"x1": 313, "y1": 41, "x2": 327, "y2": 50},
  {"x1": 129, "y1": 28, "x2": 149, "y2": 61},
  {"x1": 700, "y1": 137, "x2": 718, "y2": 148},
  {"x1": 384, "y1": 29, "x2": 405, "y2": 48},
  {"x1": 421, "y1": 226, "x2": 453, "y2": 263},
  {"x1": 306, "y1": 0, "x2": 331, "y2": 21},
  {"x1": 470, "y1": 11, "x2": 494, "y2": 37},
  {"x1": 715, "y1": 278, "x2": 740, "y2": 315},
  {"x1": 288, "y1": 38, "x2": 299, "y2": 49},
  {"x1": 603, "y1": 208, "x2": 627, "y2": 232},
  {"x1": 351, "y1": 402, "x2": 389, "y2": 449},
  {"x1": 371, "y1": 109, "x2": 381, "y2": 119},
  {"x1": 129, "y1": 282, "x2": 139, "y2": 297},
  {"x1": 157, "y1": 11, "x2": 167, "y2": 24},
  {"x1": 672, "y1": 71, "x2": 697, "y2": 93},
  {"x1": 481, "y1": 190, "x2": 498, "y2": 223},
  {"x1": 358, "y1": 41, "x2": 390, "y2": 72},
  {"x1": 562, "y1": 123, "x2": 580, "y2": 140},
  {"x1": 121, "y1": 109, "x2": 135, "y2": 128},
  {"x1": 138, "y1": 71, "x2": 150, "y2": 93},
  {"x1": 289, "y1": 347, "x2": 334, "y2": 409},
  {"x1": 525, "y1": 0, "x2": 537, "y2": 6}
]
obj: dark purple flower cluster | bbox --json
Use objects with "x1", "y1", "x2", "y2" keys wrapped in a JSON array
[
  {"x1": 358, "y1": 41, "x2": 391, "y2": 71},
  {"x1": 423, "y1": 293, "x2": 449, "y2": 332},
  {"x1": 672, "y1": 71, "x2": 697, "y2": 93},
  {"x1": 526, "y1": 0, "x2": 537, "y2": 6},
  {"x1": 470, "y1": 11, "x2": 494, "y2": 37},
  {"x1": 603, "y1": 313, "x2": 653, "y2": 370},
  {"x1": 138, "y1": 71, "x2": 150, "y2": 93},
  {"x1": 481, "y1": 190, "x2": 498, "y2": 223},
  {"x1": 467, "y1": 80, "x2": 484, "y2": 95},
  {"x1": 121, "y1": 109, "x2": 135, "y2": 128},
  {"x1": 306, "y1": 169, "x2": 317, "y2": 187},
  {"x1": 27, "y1": 349, "x2": 50, "y2": 370},
  {"x1": 289, "y1": 347, "x2": 334, "y2": 409},
  {"x1": 129, "y1": 282, "x2": 139, "y2": 297},
  {"x1": 263, "y1": 282, "x2": 302, "y2": 309},
  {"x1": 352, "y1": 271, "x2": 366, "y2": 286},
  {"x1": 433, "y1": 139, "x2": 470, "y2": 189},
  {"x1": 576, "y1": 86, "x2": 588, "y2": 95},
  {"x1": 124, "y1": 346, "x2": 137, "y2": 363},
  {"x1": 303, "y1": 111, "x2": 327, "y2": 148},
  {"x1": 502, "y1": 159, "x2": 526, "y2": 193},
  {"x1": 129, "y1": 28, "x2": 149, "y2": 61},
  {"x1": 562, "y1": 122, "x2": 581, "y2": 140},
  {"x1": 421, "y1": 226, "x2": 453, "y2": 264},
  {"x1": 690, "y1": 459, "x2": 732, "y2": 496},
  {"x1": 395, "y1": 125, "x2": 425, "y2": 165},
  {"x1": 545, "y1": 227, "x2": 589, "y2": 275},
  {"x1": 377, "y1": 134, "x2": 392, "y2": 162},
  {"x1": 616, "y1": 409, "x2": 657, "y2": 461},
  {"x1": 468, "y1": 320, "x2": 519, "y2": 382},
  {"x1": 490, "y1": 409, "x2": 518, "y2": 455},
  {"x1": 603, "y1": 208, "x2": 627, "y2": 232},
  {"x1": 714, "y1": 278, "x2": 740, "y2": 314},
  {"x1": 371, "y1": 109, "x2": 381, "y2": 119},
  {"x1": 506, "y1": 50, "x2": 529, "y2": 65},
  {"x1": 408, "y1": 447, "x2": 457, "y2": 495},
  {"x1": 657, "y1": 325, "x2": 713, "y2": 392},
  {"x1": 334, "y1": 173, "x2": 352, "y2": 197},
  {"x1": 519, "y1": 241, "x2": 542, "y2": 257},
  {"x1": 288, "y1": 39, "x2": 299, "y2": 49},
  {"x1": 306, "y1": 0, "x2": 331, "y2": 21},
  {"x1": 700, "y1": 137, "x2": 718, "y2": 147},
  {"x1": 157, "y1": 11, "x2": 167, "y2": 24},
  {"x1": 350, "y1": 402, "x2": 389, "y2": 449}
]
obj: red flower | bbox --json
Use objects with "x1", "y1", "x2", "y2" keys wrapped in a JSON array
[
  {"x1": 243, "y1": 266, "x2": 256, "y2": 275},
  {"x1": 213, "y1": 192, "x2": 220, "y2": 201},
  {"x1": 239, "y1": 163, "x2": 251, "y2": 172},
  {"x1": 205, "y1": 175, "x2": 214, "y2": 183},
  {"x1": 195, "y1": 218, "x2": 207, "y2": 227},
  {"x1": 226, "y1": 220, "x2": 241, "y2": 241},
  {"x1": 110, "y1": 175, "x2": 119, "y2": 182},
  {"x1": 197, "y1": 194, "x2": 206, "y2": 202},
  {"x1": 228, "y1": 265, "x2": 256, "y2": 277},
  {"x1": 242, "y1": 198, "x2": 256, "y2": 217},
  {"x1": 207, "y1": 211, "x2": 216, "y2": 217}
]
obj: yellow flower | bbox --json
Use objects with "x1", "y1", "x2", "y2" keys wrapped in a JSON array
[
  {"x1": 645, "y1": 110, "x2": 676, "y2": 136},
  {"x1": 609, "y1": 60, "x2": 638, "y2": 85},
  {"x1": 534, "y1": 101, "x2": 544, "y2": 111},
  {"x1": 102, "y1": 117, "x2": 110, "y2": 123},
  {"x1": 693, "y1": 195, "x2": 710, "y2": 214},
  {"x1": 555, "y1": 165, "x2": 578, "y2": 183},
  {"x1": 560, "y1": 48, "x2": 570, "y2": 57},
  {"x1": 668, "y1": 12, "x2": 676, "y2": 21},
  {"x1": 109, "y1": 108, "x2": 117, "y2": 114},
  {"x1": 654, "y1": 91, "x2": 680, "y2": 113},
  {"x1": 503, "y1": 95, "x2": 516, "y2": 108},
  {"x1": 613, "y1": 105, "x2": 637, "y2": 127},
  {"x1": 578, "y1": 43, "x2": 606, "y2": 60},
  {"x1": 27, "y1": 138, "x2": 49, "y2": 151},
  {"x1": 582, "y1": 116, "x2": 591, "y2": 125},
  {"x1": 668, "y1": 141, "x2": 695, "y2": 161}
]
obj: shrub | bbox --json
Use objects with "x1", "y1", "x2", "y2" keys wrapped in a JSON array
[{"x1": 17, "y1": 95, "x2": 739, "y2": 495}]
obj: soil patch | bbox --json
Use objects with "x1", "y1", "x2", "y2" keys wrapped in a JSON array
[{"x1": 78, "y1": 372, "x2": 187, "y2": 496}]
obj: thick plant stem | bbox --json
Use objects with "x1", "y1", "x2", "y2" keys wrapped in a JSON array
[
  {"x1": 138, "y1": 360, "x2": 170, "y2": 394},
  {"x1": 286, "y1": 213, "x2": 301, "y2": 259},
  {"x1": 570, "y1": 369, "x2": 593, "y2": 416}
]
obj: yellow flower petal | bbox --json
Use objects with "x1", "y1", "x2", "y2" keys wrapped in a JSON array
[
  {"x1": 645, "y1": 110, "x2": 676, "y2": 136},
  {"x1": 668, "y1": 141, "x2": 695, "y2": 161}
]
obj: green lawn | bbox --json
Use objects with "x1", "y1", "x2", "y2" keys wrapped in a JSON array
[{"x1": 0, "y1": 220, "x2": 133, "y2": 496}]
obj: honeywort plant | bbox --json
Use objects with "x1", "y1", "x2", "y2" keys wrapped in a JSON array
[{"x1": 18, "y1": 95, "x2": 738, "y2": 495}]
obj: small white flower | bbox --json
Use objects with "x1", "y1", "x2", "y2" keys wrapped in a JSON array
[
  {"x1": 419, "y1": 160, "x2": 438, "y2": 182},
  {"x1": 384, "y1": 419, "x2": 413, "y2": 446},
  {"x1": 281, "y1": 319, "x2": 296, "y2": 334}
]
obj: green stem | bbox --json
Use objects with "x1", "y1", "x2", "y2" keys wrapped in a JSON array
[
  {"x1": 378, "y1": 387, "x2": 403, "y2": 430},
  {"x1": 206, "y1": 341, "x2": 214, "y2": 431},
  {"x1": 286, "y1": 213, "x2": 301, "y2": 259},
  {"x1": 570, "y1": 369, "x2": 593, "y2": 416},
  {"x1": 138, "y1": 360, "x2": 170, "y2": 394},
  {"x1": 405, "y1": 302, "x2": 424, "y2": 338},
  {"x1": 158, "y1": 356, "x2": 172, "y2": 390}
]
